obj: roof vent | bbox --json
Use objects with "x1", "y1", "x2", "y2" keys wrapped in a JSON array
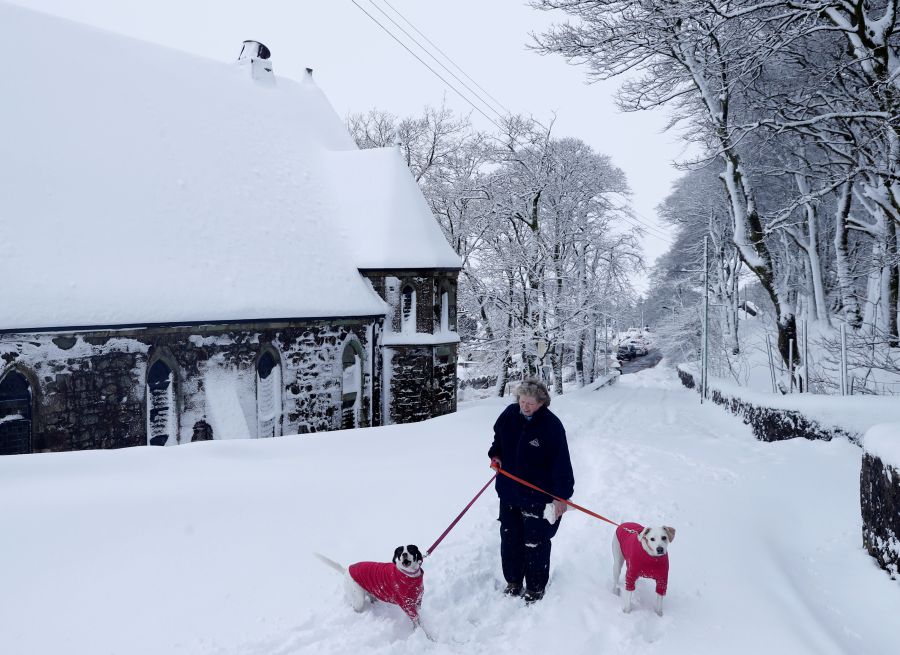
[{"x1": 237, "y1": 40, "x2": 274, "y2": 84}]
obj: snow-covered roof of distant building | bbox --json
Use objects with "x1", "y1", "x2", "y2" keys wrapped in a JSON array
[{"x1": 0, "y1": 3, "x2": 458, "y2": 332}]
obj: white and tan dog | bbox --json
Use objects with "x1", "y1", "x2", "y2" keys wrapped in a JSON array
[{"x1": 611, "y1": 522, "x2": 675, "y2": 616}]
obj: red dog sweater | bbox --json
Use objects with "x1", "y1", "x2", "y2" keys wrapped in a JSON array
[
  {"x1": 616, "y1": 522, "x2": 669, "y2": 595},
  {"x1": 348, "y1": 561, "x2": 424, "y2": 621}
]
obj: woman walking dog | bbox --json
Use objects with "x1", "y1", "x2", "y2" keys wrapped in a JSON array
[{"x1": 488, "y1": 379, "x2": 574, "y2": 603}]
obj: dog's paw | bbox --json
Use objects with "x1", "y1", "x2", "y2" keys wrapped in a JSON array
[
  {"x1": 622, "y1": 605, "x2": 632, "y2": 614},
  {"x1": 655, "y1": 608, "x2": 664, "y2": 617},
  {"x1": 612, "y1": 586, "x2": 621, "y2": 596}
]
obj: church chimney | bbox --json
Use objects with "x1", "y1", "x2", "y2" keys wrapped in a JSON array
[{"x1": 237, "y1": 40, "x2": 274, "y2": 84}]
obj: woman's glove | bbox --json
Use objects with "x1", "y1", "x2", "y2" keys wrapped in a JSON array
[
  {"x1": 489, "y1": 457, "x2": 502, "y2": 470},
  {"x1": 544, "y1": 499, "x2": 569, "y2": 524}
]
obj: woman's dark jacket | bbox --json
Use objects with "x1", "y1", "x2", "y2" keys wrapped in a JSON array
[{"x1": 488, "y1": 403, "x2": 574, "y2": 506}]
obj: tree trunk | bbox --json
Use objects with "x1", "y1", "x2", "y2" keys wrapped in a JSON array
[
  {"x1": 730, "y1": 251, "x2": 741, "y2": 355},
  {"x1": 795, "y1": 173, "x2": 830, "y2": 324},
  {"x1": 494, "y1": 352, "x2": 511, "y2": 398},
  {"x1": 834, "y1": 181, "x2": 862, "y2": 328},
  {"x1": 553, "y1": 342, "x2": 564, "y2": 395},
  {"x1": 575, "y1": 331, "x2": 585, "y2": 388},
  {"x1": 886, "y1": 217, "x2": 899, "y2": 346},
  {"x1": 722, "y1": 153, "x2": 796, "y2": 367}
]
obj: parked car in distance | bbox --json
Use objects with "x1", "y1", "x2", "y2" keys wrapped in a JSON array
[{"x1": 617, "y1": 344, "x2": 637, "y2": 361}]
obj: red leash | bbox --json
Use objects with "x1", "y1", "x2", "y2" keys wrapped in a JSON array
[
  {"x1": 425, "y1": 472, "x2": 497, "y2": 557},
  {"x1": 425, "y1": 466, "x2": 619, "y2": 557},
  {"x1": 494, "y1": 467, "x2": 620, "y2": 527}
]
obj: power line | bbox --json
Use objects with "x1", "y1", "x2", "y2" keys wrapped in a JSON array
[
  {"x1": 376, "y1": 0, "x2": 514, "y2": 117},
  {"x1": 349, "y1": 0, "x2": 505, "y2": 132},
  {"x1": 365, "y1": 0, "x2": 507, "y2": 122},
  {"x1": 605, "y1": 192, "x2": 675, "y2": 242},
  {"x1": 622, "y1": 211, "x2": 674, "y2": 242},
  {"x1": 376, "y1": 0, "x2": 561, "y2": 139},
  {"x1": 349, "y1": 0, "x2": 674, "y2": 247}
]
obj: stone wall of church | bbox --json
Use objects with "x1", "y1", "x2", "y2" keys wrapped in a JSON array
[
  {"x1": 362, "y1": 269, "x2": 459, "y2": 425},
  {"x1": 385, "y1": 344, "x2": 457, "y2": 425},
  {"x1": 0, "y1": 318, "x2": 380, "y2": 453}
]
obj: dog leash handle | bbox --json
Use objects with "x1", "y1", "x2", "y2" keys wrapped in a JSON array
[{"x1": 425, "y1": 472, "x2": 498, "y2": 557}]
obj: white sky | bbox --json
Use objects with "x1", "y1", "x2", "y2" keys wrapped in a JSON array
[{"x1": 11, "y1": 0, "x2": 684, "y2": 292}]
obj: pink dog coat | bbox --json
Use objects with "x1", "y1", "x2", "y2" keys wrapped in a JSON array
[
  {"x1": 616, "y1": 522, "x2": 669, "y2": 596},
  {"x1": 348, "y1": 561, "x2": 424, "y2": 621}
]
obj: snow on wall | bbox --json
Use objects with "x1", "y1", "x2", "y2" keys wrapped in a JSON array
[
  {"x1": 382, "y1": 347, "x2": 394, "y2": 427},
  {"x1": 202, "y1": 354, "x2": 253, "y2": 440},
  {"x1": 864, "y1": 423, "x2": 900, "y2": 468},
  {"x1": 861, "y1": 423, "x2": 900, "y2": 580}
]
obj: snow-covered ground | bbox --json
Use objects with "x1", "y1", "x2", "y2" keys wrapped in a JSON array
[{"x1": 2, "y1": 363, "x2": 898, "y2": 655}]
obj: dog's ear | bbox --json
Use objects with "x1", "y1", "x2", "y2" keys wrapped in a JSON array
[
  {"x1": 392, "y1": 546, "x2": 403, "y2": 563},
  {"x1": 639, "y1": 527, "x2": 651, "y2": 542},
  {"x1": 408, "y1": 545, "x2": 423, "y2": 562},
  {"x1": 663, "y1": 526, "x2": 676, "y2": 543}
]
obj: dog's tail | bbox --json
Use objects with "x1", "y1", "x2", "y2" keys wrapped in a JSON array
[{"x1": 314, "y1": 553, "x2": 346, "y2": 574}]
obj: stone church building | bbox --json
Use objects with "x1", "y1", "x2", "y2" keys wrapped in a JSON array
[{"x1": 0, "y1": 7, "x2": 460, "y2": 455}]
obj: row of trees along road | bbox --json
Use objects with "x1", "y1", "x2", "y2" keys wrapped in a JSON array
[
  {"x1": 349, "y1": 107, "x2": 643, "y2": 395},
  {"x1": 535, "y1": 0, "x2": 900, "y2": 391}
]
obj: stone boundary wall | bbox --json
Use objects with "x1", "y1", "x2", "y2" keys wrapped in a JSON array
[
  {"x1": 861, "y1": 451, "x2": 900, "y2": 581},
  {"x1": 675, "y1": 366, "x2": 861, "y2": 445}
]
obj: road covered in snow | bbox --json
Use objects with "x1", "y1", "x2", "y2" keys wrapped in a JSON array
[{"x1": 1, "y1": 364, "x2": 898, "y2": 655}]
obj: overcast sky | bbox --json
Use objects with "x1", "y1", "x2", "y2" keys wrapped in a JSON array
[{"x1": 12, "y1": 0, "x2": 684, "y2": 292}]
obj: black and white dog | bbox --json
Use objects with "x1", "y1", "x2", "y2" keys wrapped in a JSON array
[{"x1": 316, "y1": 545, "x2": 425, "y2": 625}]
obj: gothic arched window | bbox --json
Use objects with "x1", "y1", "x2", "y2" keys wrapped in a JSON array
[
  {"x1": 436, "y1": 279, "x2": 456, "y2": 333},
  {"x1": 0, "y1": 370, "x2": 32, "y2": 456},
  {"x1": 256, "y1": 349, "x2": 282, "y2": 438},
  {"x1": 341, "y1": 340, "x2": 363, "y2": 429},
  {"x1": 147, "y1": 359, "x2": 176, "y2": 446},
  {"x1": 401, "y1": 284, "x2": 415, "y2": 333}
]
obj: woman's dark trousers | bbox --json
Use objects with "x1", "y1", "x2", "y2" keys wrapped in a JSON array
[{"x1": 499, "y1": 502, "x2": 561, "y2": 594}]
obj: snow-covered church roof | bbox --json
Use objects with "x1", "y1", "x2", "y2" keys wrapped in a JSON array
[
  {"x1": 0, "y1": 3, "x2": 460, "y2": 332},
  {"x1": 325, "y1": 147, "x2": 463, "y2": 270}
]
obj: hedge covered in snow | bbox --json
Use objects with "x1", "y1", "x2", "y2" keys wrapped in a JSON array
[{"x1": 676, "y1": 366, "x2": 861, "y2": 444}]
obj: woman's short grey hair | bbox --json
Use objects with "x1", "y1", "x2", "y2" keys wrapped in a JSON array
[{"x1": 516, "y1": 378, "x2": 551, "y2": 407}]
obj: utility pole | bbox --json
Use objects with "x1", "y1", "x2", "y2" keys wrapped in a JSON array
[
  {"x1": 604, "y1": 315, "x2": 609, "y2": 375},
  {"x1": 701, "y1": 235, "x2": 709, "y2": 404}
]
